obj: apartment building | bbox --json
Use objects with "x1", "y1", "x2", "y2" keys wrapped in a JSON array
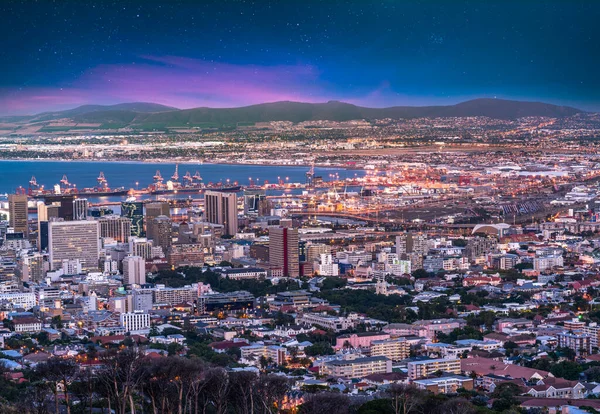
[
  {"x1": 240, "y1": 344, "x2": 287, "y2": 366},
  {"x1": 334, "y1": 332, "x2": 391, "y2": 350},
  {"x1": 370, "y1": 338, "x2": 410, "y2": 362},
  {"x1": 413, "y1": 375, "x2": 474, "y2": 394},
  {"x1": 407, "y1": 358, "x2": 461, "y2": 380},
  {"x1": 295, "y1": 313, "x2": 355, "y2": 332},
  {"x1": 321, "y1": 356, "x2": 392, "y2": 378},
  {"x1": 557, "y1": 332, "x2": 592, "y2": 356}
]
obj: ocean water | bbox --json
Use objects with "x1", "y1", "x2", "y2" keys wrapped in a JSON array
[{"x1": 0, "y1": 160, "x2": 361, "y2": 197}]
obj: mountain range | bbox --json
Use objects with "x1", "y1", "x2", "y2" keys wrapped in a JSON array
[{"x1": 0, "y1": 99, "x2": 585, "y2": 133}]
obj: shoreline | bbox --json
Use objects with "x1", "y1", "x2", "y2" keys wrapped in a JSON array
[{"x1": 0, "y1": 158, "x2": 360, "y2": 170}]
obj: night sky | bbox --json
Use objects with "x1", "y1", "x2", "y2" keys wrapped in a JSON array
[{"x1": 1, "y1": 0, "x2": 598, "y2": 115}]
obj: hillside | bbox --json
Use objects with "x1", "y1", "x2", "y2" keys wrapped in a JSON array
[
  {"x1": 71, "y1": 99, "x2": 585, "y2": 127},
  {"x1": 0, "y1": 99, "x2": 585, "y2": 133}
]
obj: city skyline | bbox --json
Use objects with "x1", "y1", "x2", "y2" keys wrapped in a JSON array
[{"x1": 0, "y1": 0, "x2": 599, "y2": 115}]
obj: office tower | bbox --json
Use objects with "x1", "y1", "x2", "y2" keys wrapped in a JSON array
[
  {"x1": 148, "y1": 215, "x2": 172, "y2": 253},
  {"x1": 129, "y1": 237, "x2": 154, "y2": 259},
  {"x1": 243, "y1": 189, "x2": 269, "y2": 216},
  {"x1": 306, "y1": 243, "x2": 332, "y2": 263},
  {"x1": 17, "y1": 252, "x2": 46, "y2": 283},
  {"x1": 44, "y1": 195, "x2": 74, "y2": 221},
  {"x1": 48, "y1": 220, "x2": 100, "y2": 271},
  {"x1": 299, "y1": 240, "x2": 307, "y2": 262},
  {"x1": 121, "y1": 201, "x2": 144, "y2": 237},
  {"x1": 122, "y1": 255, "x2": 146, "y2": 285},
  {"x1": 73, "y1": 198, "x2": 89, "y2": 220},
  {"x1": 396, "y1": 232, "x2": 428, "y2": 256},
  {"x1": 98, "y1": 215, "x2": 132, "y2": 243},
  {"x1": 8, "y1": 194, "x2": 28, "y2": 235},
  {"x1": 37, "y1": 202, "x2": 60, "y2": 251},
  {"x1": 204, "y1": 190, "x2": 238, "y2": 236},
  {"x1": 88, "y1": 206, "x2": 113, "y2": 217},
  {"x1": 145, "y1": 202, "x2": 170, "y2": 236},
  {"x1": 269, "y1": 226, "x2": 300, "y2": 277}
]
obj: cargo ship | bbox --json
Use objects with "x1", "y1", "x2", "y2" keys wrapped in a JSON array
[
  {"x1": 19, "y1": 167, "x2": 243, "y2": 200},
  {"x1": 24, "y1": 173, "x2": 130, "y2": 199}
]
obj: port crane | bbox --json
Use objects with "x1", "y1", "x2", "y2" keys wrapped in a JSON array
[
  {"x1": 97, "y1": 172, "x2": 108, "y2": 188},
  {"x1": 171, "y1": 164, "x2": 179, "y2": 182}
]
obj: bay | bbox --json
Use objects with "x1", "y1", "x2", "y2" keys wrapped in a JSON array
[{"x1": 0, "y1": 160, "x2": 363, "y2": 197}]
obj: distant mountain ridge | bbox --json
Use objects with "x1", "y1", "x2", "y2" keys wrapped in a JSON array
[{"x1": 1, "y1": 98, "x2": 584, "y2": 132}]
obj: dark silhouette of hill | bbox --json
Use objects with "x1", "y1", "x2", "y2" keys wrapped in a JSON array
[{"x1": 3, "y1": 99, "x2": 583, "y2": 128}]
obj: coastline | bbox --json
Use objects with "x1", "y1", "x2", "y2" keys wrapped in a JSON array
[{"x1": 0, "y1": 157, "x2": 358, "y2": 170}]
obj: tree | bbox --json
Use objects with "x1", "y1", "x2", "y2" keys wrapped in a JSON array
[
  {"x1": 386, "y1": 384, "x2": 424, "y2": 414},
  {"x1": 299, "y1": 392, "x2": 351, "y2": 414},
  {"x1": 491, "y1": 382, "x2": 521, "y2": 411},
  {"x1": 585, "y1": 366, "x2": 600, "y2": 382},
  {"x1": 167, "y1": 342, "x2": 184, "y2": 356},
  {"x1": 305, "y1": 342, "x2": 334, "y2": 357},
  {"x1": 17, "y1": 381, "x2": 52, "y2": 414},
  {"x1": 97, "y1": 349, "x2": 146, "y2": 414},
  {"x1": 358, "y1": 398, "x2": 394, "y2": 414},
  {"x1": 228, "y1": 371, "x2": 257, "y2": 414},
  {"x1": 551, "y1": 360, "x2": 583, "y2": 380},
  {"x1": 51, "y1": 316, "x2": 63, "y2": 329},
  {"x1": 438, "y1": 398, "x2": 476, "y2": 414},
  {"x1": 255, "y1": 374, "x2": 290, "y2": 414},
  {"x1": 204, "y1": 367, "x2": 229, "y2": 414},
  {"x1": 412, "y1": 269, "x2": 430, "y2": 279},
  {"x1": 37, "y1": 357, "x2": 78, "y2": 414},
  {"x1": 556, "y1": 346, "x2": 577, "y2": 361}
]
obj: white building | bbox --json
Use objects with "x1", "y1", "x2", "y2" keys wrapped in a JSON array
[
  {"x1": 315, "y1": 254, "x2": 339, "y2": 276},
  {"x1": 120, "y1": 311, "x2": 150, "y2": 332},
  {"x1": 122, "y1": 255, "x2": 146, "y2": 285},
  {"x1": 0, "y1": 292, "x2": 36, "y2": 309}
]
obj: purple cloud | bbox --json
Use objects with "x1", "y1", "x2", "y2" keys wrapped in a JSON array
[{"x1": 0, "y1": 57, "x2": 344, "y2": 115}]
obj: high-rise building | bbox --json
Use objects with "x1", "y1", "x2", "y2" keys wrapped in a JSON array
[
  {"x1": 465, "y1": 236, "x2": 498, "y2": 261},
  {"x1": 48, "y1": 220, "x2": 100, "y2": 271},
  {"x1": 37, "y1": 202, "x2": 60, "y2": 251},
  {"x1": 148, "y1": 215, "x2": 172, "y2": 253},
  {"x1": 8, "y1": 194, "x2": 28, "y2": 235},
  {"x1": 145, "y1": 202, "x2": 170, "y2": 236},
  {"x1": 243, "y1": 189, "x2": 269, "y2": 216},
  {"x1": 122, "y1": 255, "x2": 146, "y2": 285},
  {"x1": 204, "y1": 190, "x2": 238, "y2": 236},
  {"x1": 396, "y1": 232, "x2": 429, "y2": 256},
  {"x1": 121, "y1": 201, "x2": 144, "y2": 237},
  {"x1": 98, "y1": 215, "x2": 132, "y2": 243},
  {"x1": 17, "y1": 252, "x2": 46, "y2": 283},
  {"x1": 44, "y1": 195, "x2": 74, "y2": 221},
  {"x1": 129, "y1": 237, "x2": 154, "y2": 259},
  {"x1": 269, "y1": 226, "x2": 300, "y2": 277},
  {"x1": 306, "y1": 243, "x2": 332, "y2": 263},
  {"x1": 73, "y1": 198, "x2": 89, "y2": 220}
]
